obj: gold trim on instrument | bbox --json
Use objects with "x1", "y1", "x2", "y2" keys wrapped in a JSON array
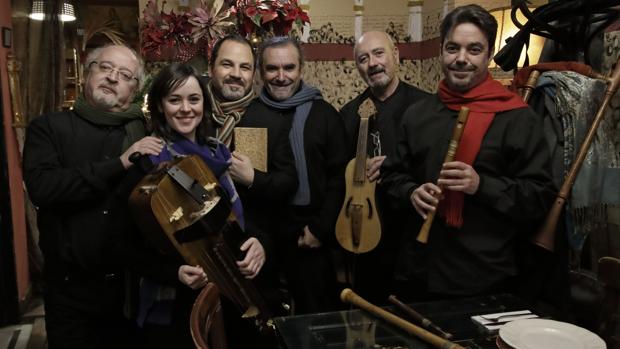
[{"x1": 170, "y1": 207, "x2": 184, "y2": 222}]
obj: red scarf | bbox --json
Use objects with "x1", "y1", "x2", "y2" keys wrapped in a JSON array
[{"x1": 437, "y1": 73, "x2": 527, "y2": 228}]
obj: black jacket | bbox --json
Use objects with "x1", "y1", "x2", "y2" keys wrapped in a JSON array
[
  {"x1": 382, "y1": 94, "x2": 555, "y2": 295},
  {"x1": 247, "y1": 98, "x2": 348, "y2": 244},
  {"x1": 232, "y1": 98, "x2": 299, "y2": 239},
  {"x1": 23, "y1": 111, "x2": 142, "y2": 279}
]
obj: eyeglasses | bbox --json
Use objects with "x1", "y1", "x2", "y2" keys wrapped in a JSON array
[{"x1": 89, "y1": 61, "x2": 138, "y2": 83}]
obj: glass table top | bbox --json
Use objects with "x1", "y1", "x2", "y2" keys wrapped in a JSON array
[{"x1": 275, "y1": 294, "x2": 533, "y2": 349}]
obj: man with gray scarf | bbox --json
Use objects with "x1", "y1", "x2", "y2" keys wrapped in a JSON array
[
  {"x1": 23, "y1": 45, "x2": 161, "y2": 349},
  {"x1": 247, "y1": 36, "x2": 348, "y2": 313}
]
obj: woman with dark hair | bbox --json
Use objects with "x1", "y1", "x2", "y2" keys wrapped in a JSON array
[{"x1": 133, "y1": 62, "x2": 266, "y2": 347}]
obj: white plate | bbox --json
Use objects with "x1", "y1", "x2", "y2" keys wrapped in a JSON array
[{"x1": 499, "y1": 318, "x2": 606, "y2": 349}]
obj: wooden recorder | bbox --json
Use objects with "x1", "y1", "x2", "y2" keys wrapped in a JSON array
[{"x1": 416, "y1": 107, "x2": 470, "y2": 244}]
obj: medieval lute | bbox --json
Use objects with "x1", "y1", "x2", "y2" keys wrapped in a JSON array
[{"x1": 336, "y1": 98, "x2": 382, "y2": 253}]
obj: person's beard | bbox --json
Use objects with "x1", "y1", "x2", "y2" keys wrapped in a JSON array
[
  {"x1": 91, "y1": 89, "x2": 119, "y2": 110},
  {"x1": 218, "y1": 77, "x2": 250, "y2": 101}
]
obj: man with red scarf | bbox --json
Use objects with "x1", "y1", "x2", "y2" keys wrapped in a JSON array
[{"x1": 381, "y1": 4, "x2": 555, "y2": 299}]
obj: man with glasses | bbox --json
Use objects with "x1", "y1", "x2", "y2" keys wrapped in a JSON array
[
  {"x1": 340, "y1": 31, "x2": 429, "y2": 305},
  {"x1": 23, "y1": 44, "x2": 161, "y2": 349}
]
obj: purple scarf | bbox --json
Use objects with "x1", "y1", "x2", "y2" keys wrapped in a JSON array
[
  {"x1": 149, "y1": 137, "x2": 245, "y2": 230},
  {"x1": 138, "y1": 137, "x2": 245, "y2": 327}
]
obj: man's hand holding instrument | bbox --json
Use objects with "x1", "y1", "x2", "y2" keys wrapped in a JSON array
[{"x1": 413, "y1": 107, "x2": 470, "y2": 243}]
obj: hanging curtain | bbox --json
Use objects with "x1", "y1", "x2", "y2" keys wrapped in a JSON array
[{"x1": 10, "y1": 0, "x2": 66, "y2": 289}]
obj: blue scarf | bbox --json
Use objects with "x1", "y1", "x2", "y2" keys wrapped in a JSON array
[{"x1": 258, "y1": 82, "x2": 322, "y2": 205}]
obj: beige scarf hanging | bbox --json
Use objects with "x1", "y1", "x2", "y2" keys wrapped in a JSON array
[{"x1": 206, "y1": 81, "x2": 255, "y2": 147}]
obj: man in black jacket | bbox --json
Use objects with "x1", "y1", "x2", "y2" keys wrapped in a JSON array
[
  {"x1": 206, "y1": 35, "x2": 298, "y2": 348},
  {"x1": 206, "y1": 35, "x2": 298, "y2": 256},
  {"x1": 381, "y1": 5, "x2": 555, "y2": 299},
  {"x1": 23, "y1": 44, "x2": 162, "y2": 349},
  {"x1": 252, "y1": 36, "x2": 348, "y2": 314},
  {"x1": 341, "y1": 31, "x2": 430, "y2": 304}
]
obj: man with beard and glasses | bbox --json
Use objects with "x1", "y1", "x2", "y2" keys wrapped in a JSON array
[
  {"x1": 23, "y1": 44, "x2": 161, "y2": 349},
  {"x1": 250, "y1": 36, "x2": 348, "y2": 314},
  {"x1": 381, "y1": 5, "x2": 555, "y2": 300},
  {"x1": 340, "y1": 31, "x2": 430, "y2": 305}
]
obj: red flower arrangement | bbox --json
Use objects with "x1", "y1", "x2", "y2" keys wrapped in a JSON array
[
  {"x1": 140, "y1": 0, "x2": 309, "y2": 62},
  {"x1": 235, "y1": 0, "x2": 310, "y2": 37},
  {"x1": 140, "y1": 0, "x2": 234, "y2": 61}
]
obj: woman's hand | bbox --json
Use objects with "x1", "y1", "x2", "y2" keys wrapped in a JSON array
[{"x1": 178, "y1": 265, "x2": 208, "y2": 290}]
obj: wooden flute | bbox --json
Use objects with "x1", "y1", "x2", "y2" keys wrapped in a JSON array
[
  {"x1": 534, "y1": 56, "x2": 620, "y2": 251},
  {"x1": 388, "y1": 295, "x2": 453, "y2": 339},
  {"x1": 416, "y1": 107, "x2": 470, "y2": 244},
  {"x1": 341, "y1": 289, "x2": 466, "y2": 349}
]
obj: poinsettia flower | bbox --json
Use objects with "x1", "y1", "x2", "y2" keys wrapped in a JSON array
[
  {"x1": 188, "y1": 0, "x2": 235, "y2": 45},
  {"x1": 260, "y1": 9, "x2": 278, "y2": 23},
  {"x1": 242, "y1": 18, "x2": 255, "y2": 35},
  {"x1": 245, "y1": 6, "x2": 257, "y2": 18},
  {"x1": 142, "y1": 0, "x2": 163, "y2": 26}
]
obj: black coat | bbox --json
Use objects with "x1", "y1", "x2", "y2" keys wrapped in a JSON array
[
  {"x1": 246, "y1": 98, "x2": 348, "y2": 244},
  {"x1": 23, "y1": 111, "x2": 139, "y2": 279},
  {"x1": 233, "y1": 98, "x2": 299, "y2": 240},
  {"x1": 382, "y1": 94, "x2": 556, "y2": 295}
]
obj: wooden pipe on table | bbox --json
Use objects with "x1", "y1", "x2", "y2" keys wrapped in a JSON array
[
  {"x1": 388, "y1": 295, "x2": 453, "y2": 339},
  {"x1": 416, "y1": 107, "x2": 470, "y2": 244},
  {"x1": 341, "y1": 289, "x2": 465, "y2": 349}
]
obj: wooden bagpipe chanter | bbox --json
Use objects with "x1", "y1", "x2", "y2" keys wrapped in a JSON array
[{"x1": 128, "y1": 154, "x2": 275, "y2": 332}]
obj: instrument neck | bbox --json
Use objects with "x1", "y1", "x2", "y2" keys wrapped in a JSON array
[{"x1": 354, "y1": 117, "x2": 370, "y2": 183}]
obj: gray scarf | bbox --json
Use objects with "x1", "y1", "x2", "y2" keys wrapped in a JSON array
[{"x1": 259, "y1": 82, "x2": 322, "y2": 205}]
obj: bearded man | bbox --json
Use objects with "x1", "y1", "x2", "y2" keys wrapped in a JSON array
[
  {"x1": 204, "y1": 35, "x2": 298, "y2": 347},
  {"x1": 206, "y1": 34, "x2": 298, "y2": 261},
  {"x1": 341, "y1": 31, "x2": 430, "y2": 305}
]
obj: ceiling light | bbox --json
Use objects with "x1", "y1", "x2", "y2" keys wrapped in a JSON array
[
  {"x1": 60, "y1": 2, "x2": 76, "y2": 22},
  {"x1": 29, "y1": 1, "x2": 76, "y2": 22},
  {"x1": 29, "y1": 1, "x2": 45, "y2": 21}
]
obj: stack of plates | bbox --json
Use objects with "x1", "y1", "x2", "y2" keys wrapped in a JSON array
[{"x1": 497, "y1": 319, "x2": 606, "y2": 349}]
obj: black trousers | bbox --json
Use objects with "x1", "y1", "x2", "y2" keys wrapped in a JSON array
[
  {"x1": 44, "y1": 273, "x2": 136, "y2": 349},
  {"x1": 281, "y1": 244, "x2": 338, "y2": 314}
]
